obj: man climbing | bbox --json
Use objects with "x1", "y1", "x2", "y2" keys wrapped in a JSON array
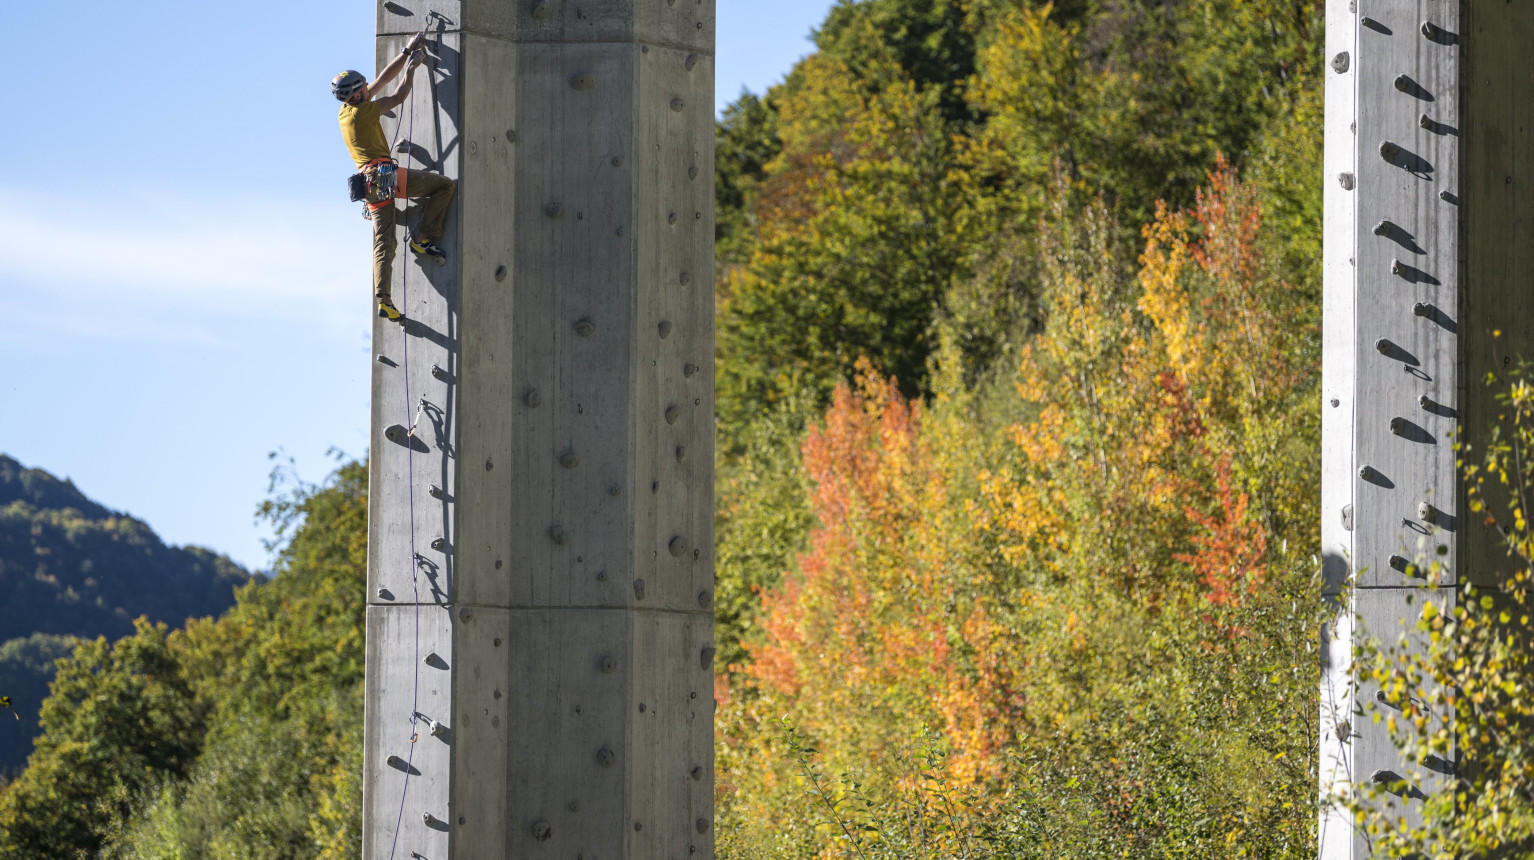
[{"x1": 333, "y1": 34, "x2": 456, "y2": 321}]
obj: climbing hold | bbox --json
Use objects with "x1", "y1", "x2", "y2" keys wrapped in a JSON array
[
  {"x1": 506, "y1": 129, "x2": 517, "y2": 143},
  {"x1": 1375, "y1": 339, "x2": 1391, "y2": 355},
  {"x1": 1419, "y1": 113, "x2": 1433, "y2": 129},
  {"x1": 377, "y1": 353, "x2": 394, "y2": 365},
  {"x1": 684, "y1": 363, "x2": 699, "y2": 378},
  {"x1": 666, "y1": 405, "x2": 680, "y2": 425},
  {"x1": 669, "y1": 535, "x2": 688, "y2": 557},
  {"x1": 570, "y1": 73, "x2": 596, "y2": 91},
  {"x1": 1391, "y1": 259, "x2": 1404, "y2": 276},
  {"x1": 691, "y1": 765, "x2": 704, "y2": 781},
  {"x1": 432, "y1": 364, "x2": 448, "y2": 381},
  {"x1": 658, "y1": 320, "x2": 672, "y2": 339},
  {"x1": 532, "y1": 820, "x2": 553, "y2": 841},
  {"x1": 599, "y1": 654, "x2": 617, "y2": 674},
  {"x1": 633, "y1": 579, "x2": 647, "y2": 600},
  {"x1": 561, "y1": 452, "x2": 580, "y2": 469},
  {"x1": 1372, "y1": 220, "x2": 1391, "y2": 236},
  {"x1": 684, "y1": 53, "x2": 699, "y2": 71},
  {"x1": 1419, "y1": 502, "x2": 1439, "y2": 524},
  {"x1": 423, "y1": 812, "x2": 440, "y2": 826},
  {"x1": 387, "y1": 754, "x2": 406, "y2": 768},
  {"x1": 688, "y1": 166, "x2": 699, "y2": 180},
  {"x1": 668, "y1": 212, "x2": 677, "y2": 224},
  {"x1": 699, "y1": 646, "x2": 715, "y2": 669},
  {"x1": 486, "y1": 459, "x2": 495, "y2": 471},
  {"x1": 568, "y1": 800, "x2": 580, "y2": 812},
  {"x1": 1338, "y1": 172, "x2": 1354, "y2": 190},
  {"x1": 597, "y1": 746, "x2": 616, "y2": 767},
  {"x1": 638, "y1": 702, "x2": 647, "y2": 712},
  {"x1": 1379, "y1": 140, "x2": 1402, "y2": 162},
  {"x1": 575, "y1": 319, "x2": 596, "y2": 336},
  {"x1": 1390, "y1": 417, "x2": 1406, "y2": 436},
  {"x1": 525, "y1": 389, "x2": 542, "y2": 408},
  {"x1": 679, "y1": 271, "x2": 691, "y2": 285},
  {"x1": 1330, "y1": 51, "x2": 1349, "y2": 74},
  {"x1": 670, "y1": 97, "x2": 686, "y2": 111},
  {"x1": 1358, "y1": 465, "x2": 1378, "y2": 481},
  {"x1": 377, "y1": 587, "x2": 392, "y2": 600},
  {"x1": 1394, "y1": 74, "x2": 1412, "y2": 92},
  {"x1": 698, "y1": 590, "x2": 712, "y2": 609},
  {"x1": 612, "y1": 156, "x2": 623, "y2": 167},
  {"x1": 697, "y1": 818, "x2": 710, "y2": 834},
  {"x1": 545, "y1": 202, "x2": 563, "y2": 218},
  {"x1": 532, "y1": 0, "x2": 553, "y2": 20},
  {"x1": 429, "y1": 484, "x2": 445, "y2": 499},
  {"x1": 495, "y1": 265, "x2": 507, "y2": 282},
  {"x1": 460, "y1": 608, "x2": 474, "y2": 621},
  {"x1": 609, "y1": 484, "x2": 622, "y2": 496},
  {"x1": 431, "y1": 536, "x2": 447, "y2": 551},
  {"x1": 676, "y1": 445, "x2": 687, "y2": 463},
  {"x1": 550, "y1": 524, "x2": 567, "y2": 545},
  {"x1": 385, "y1": 424, "x2": 408, "y2": 444}
]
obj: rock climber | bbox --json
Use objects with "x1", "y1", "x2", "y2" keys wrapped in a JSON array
[{"x1": 333, "y1": 34, "x2": 456, "y2": 321}]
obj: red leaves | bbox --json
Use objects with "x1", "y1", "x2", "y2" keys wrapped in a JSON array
[{"x1": 1174, "y1": 457, "x2": 1267, "y2": 607}]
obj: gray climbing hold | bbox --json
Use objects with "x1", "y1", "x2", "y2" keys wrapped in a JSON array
[
  {"x1": 525, "y1": 389, "x2": 542, "y2": 408},
  {"x1": 570, "y1": 73, "x2": 596, "y2": 91},
  {"x1": 699, "y1": 646, "x2": 715, "y2": 669},
  {"x1": 666, "y1": 405, "x2": 680, "y2": 425},
  {"x1": 532, "y1": 820, "x2": 553, "y2": 841},
  {"x1": 1339, "y1": 172, "x2": 1354, "y2": 190},
  {"x1": 1330, "y1": 51, "x2": 1349, "y2": 74},
  {"x1": 684, "y1": 363, "x2": 699, "y2": 378},
  {"x1": 599, "y1": 654, "x2": 617, "y2": 674},
  {"x1": 494, "y1": 265, "x2": 507, "y2": 282},
  {"x1": 697, "y1": 818, "x2": 710, "y2": 834},
  {"x1": 684, "y1": 53, "x2": 699, "y2": 71},
  {"x1": 698, "y1": 590, "x2": 712, "y2": 609},
  {"x1": 633, "y1": 578, "x2": 647, "y2": 600},
  {"x1": 561, "y1": 452, "x2": 580, "y2": 469},
  {"x1": 669, "y1": 535, "x2": 687, "y2": 557},
  {"x1": 575, "y1": 319, "x2": 596, "y2": 337},
  {"x1": 597, "y1": 746, "x2": 616, "y2": 767},
  {"x1": 658, "y1": 320, "x2": 672, "y2": 339},
  {"x1": 670, "y1": 97, "x2": 686, "y2": 111},
  {"x1": 545, "y1": 201, "x2": 562, "y2": 218},
  {"x1": 550, "y1": 524, "x2": 567, "y2": 545}
]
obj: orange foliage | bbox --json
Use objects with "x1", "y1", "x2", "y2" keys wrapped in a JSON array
[{"x1": 745, "y1": 359, "x2": 1016, "y2": 786}]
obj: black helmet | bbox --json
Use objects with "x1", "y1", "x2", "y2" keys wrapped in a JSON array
[{"x1": 331, "y1": 70, "x2": 367, "y2": 101}]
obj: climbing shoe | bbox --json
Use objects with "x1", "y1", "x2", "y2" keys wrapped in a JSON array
[
  {"x1": 377, "y1": 299, "x2": 403, "y2": 322},
  {"x1": 410, "y1": 237, "x2": 446, "y2": 261}
]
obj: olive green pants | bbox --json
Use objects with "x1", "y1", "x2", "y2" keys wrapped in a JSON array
[{"x1": 371, "y1": 168, "x2": 456, "y2": 301}]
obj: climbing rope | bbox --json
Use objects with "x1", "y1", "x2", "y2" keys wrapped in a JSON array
[{"x1": 386, "y1": 24, "x2": 435, "y2": 860}]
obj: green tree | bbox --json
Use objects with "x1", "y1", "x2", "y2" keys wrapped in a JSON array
[{"x1": 0, "y1": 621, "x2": 206, "y2": 858}]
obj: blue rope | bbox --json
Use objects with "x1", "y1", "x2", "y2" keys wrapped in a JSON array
[{"x1": 386, "y1": 54, "x2": 425, "y2": 860}]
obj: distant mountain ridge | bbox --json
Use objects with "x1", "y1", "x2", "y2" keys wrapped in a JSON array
[{"x1": 0, "y1": 453, "x2": 250, "y2": 773}]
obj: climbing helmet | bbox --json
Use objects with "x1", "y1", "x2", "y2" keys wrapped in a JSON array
[{"x1": 332, "y1": 70, "x2": 367, "y2": 101}]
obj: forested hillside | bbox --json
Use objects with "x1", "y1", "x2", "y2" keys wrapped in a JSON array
[
  {"x1": 0, "y1": 454, "x2": 249, "y2": 774},
  {"x1": 20, "y1": 0, "x2": 1527, "y2": 856}
]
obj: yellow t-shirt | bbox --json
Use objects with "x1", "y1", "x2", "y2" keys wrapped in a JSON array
[{"x1": 339, "y1": 99, "x2": 390, "y2": 169}]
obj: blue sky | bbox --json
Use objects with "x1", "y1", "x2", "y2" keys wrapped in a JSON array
[{"x1": 0, "y1": 0, "x2": 833, "y2": 571}]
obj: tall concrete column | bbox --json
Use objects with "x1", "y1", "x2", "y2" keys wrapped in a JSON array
[
  {"x1": 360, "y1": 2, "x2": 716, "y2": 858},
  {"x1": 1320, "y1": 2, "x2": 1534, "y2": 854}
]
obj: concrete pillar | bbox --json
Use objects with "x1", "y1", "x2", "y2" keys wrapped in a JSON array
[
  {"x1": 1320, "y1": 2, "x2": 1534, "y2": 854},
  {"x1": 360, "y1": 2, "x2": 716, "y2": 858}
]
